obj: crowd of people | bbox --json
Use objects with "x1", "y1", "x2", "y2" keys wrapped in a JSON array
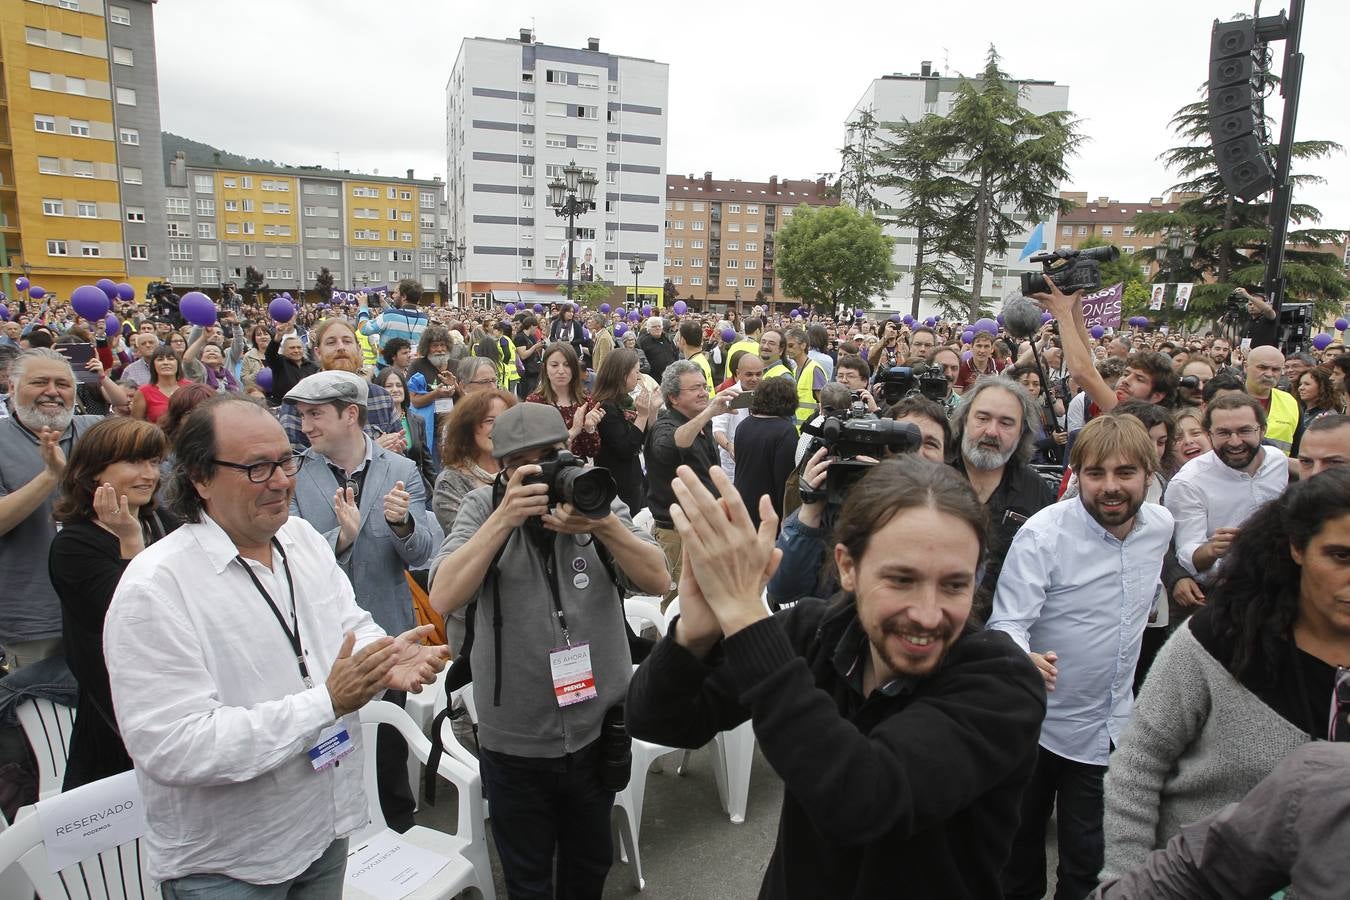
[{"x1": 2, "y1": 273, "x2": 1349, "y2": 900}]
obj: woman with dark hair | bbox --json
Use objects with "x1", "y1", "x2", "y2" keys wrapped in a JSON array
[
  {"x1": 1103, "y1": 468, "x2": 1350, "y2": 881},
  {"x1": 548, "y1": 303, "x2": 586, "y2": 358},
  {"x1": 374, "y1": 366, "x2": 435, "y2": 493},
  {"x1": 131, "y1": 344, "x2": 192, "y2": 423},
  {"x1": 589, "y1": 348, "x2": 654, "y2": 515},
  {"x1": 526, "y1": 341, "x2": 602, "y2": 459},
  {"x1": 241, "y1": 323, "x2": 272, "y2": 383},
  {"x1": 432, "y1": 389, "x2": 517, "y2": 536},
  {"x1": 262, "y1": 328, "x2": 318, "y2": 406},
  {"x1": 1292, "y1": 366, "x2": 1342, "y2": 454},
  {"x1": 381, "y1": 337, "x2": 413, "y2": 379},
  {"x1": 48, "y1": 417, "x2": 176, "y2": 789},
  {"x1": 732, "y1": 376, "x2": 800, "y2": 530}
]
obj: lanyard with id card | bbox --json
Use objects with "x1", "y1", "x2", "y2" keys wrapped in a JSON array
[{"x1": 547, "y1": 556, "x2": 598, "y2": 707}]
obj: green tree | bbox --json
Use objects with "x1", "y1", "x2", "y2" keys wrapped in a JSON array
[
  {"x1": 873, "y1": 114, "x2": 974, "y2": 317},
  {"x1": 663, "y1": 279, "x2": 678, "y2": 306},
  {"x1": 555, "y1": 281, "x2": 614, "y2": 309},
  {"x1": 315, "y1": 267, "x2": 335, "y2": 302},
  {"x1": 1132, "y1": 91, "x2": 1347, "y2": 327},
  {"x1": 775, "y1": 204, "x2": 894, "y2": 318},
  {"x1": 928, "y1": 47, "x2": 1083, "y2": 320},
  {"x1": 837, "y1": 108, "x2": 884, "y2": 212}
]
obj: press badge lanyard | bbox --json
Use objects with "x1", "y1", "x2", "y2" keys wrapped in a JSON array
[{"x1": 236, "y1": 538, "x2": 312, "y2": 689}]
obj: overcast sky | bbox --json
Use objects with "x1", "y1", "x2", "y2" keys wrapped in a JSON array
[{"x1": 155, "y1": 0, "x2": 1349, "y2": 230}]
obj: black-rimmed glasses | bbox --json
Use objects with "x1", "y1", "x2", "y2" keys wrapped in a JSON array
[{"x1": 213, "y1": 453, "x2": 305, "y2": 483}]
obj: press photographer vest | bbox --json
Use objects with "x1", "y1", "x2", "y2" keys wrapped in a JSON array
[{"x1": 794, "y1": 358, "x2": 824, "y2": 428}]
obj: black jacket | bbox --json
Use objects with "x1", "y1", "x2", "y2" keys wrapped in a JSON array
[
  {"x1": 626, "y1": 597, "x2": 1046, "y2": 900},
  {"x1": 637, "y1": 332, "x2": 679, "y2": 381}
]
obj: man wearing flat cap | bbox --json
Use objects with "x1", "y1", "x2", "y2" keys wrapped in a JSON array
[
  {"x1": 428, "y1": 401, "x2": 669, "y2": 899},
  {"x1": 285, "y1": 370, "x2": 438, "y2": 832}
]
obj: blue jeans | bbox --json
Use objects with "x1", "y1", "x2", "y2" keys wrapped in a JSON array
[
  {"x1": 160, "y1": 838, "x2": 348, "y2": 900},
  {"x1": 479, "y1": 740, "x2": 613, "y2": 900}
]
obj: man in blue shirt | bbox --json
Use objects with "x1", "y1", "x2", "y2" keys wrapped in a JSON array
[{"x1": 988, "y1": 415, "x2": 1174, "y2": 900}]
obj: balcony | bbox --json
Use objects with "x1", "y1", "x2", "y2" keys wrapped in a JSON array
[{"x1": 762, "y1": 263, "x2": 774, "y2": 277}]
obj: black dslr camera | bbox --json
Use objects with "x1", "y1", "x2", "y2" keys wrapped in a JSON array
[
  {"x1": 146, "y1": 280, "x2": 181, "y2": 326},
  {"x1": 879, "y1": 364, "x2": 949, "y2": 406},
  {"x1": 1222, "y1": 288, "x2": 1248, "y2": 322},
  {"x1": 800, "y1": 410, "x2": 920, "y2": 504},
  {"x1": 526, "y1": 450, "x2": 617, "y2": 519},
  {"x1": 1021, "y1": 246, "x2": 1120, "y2": 295}
]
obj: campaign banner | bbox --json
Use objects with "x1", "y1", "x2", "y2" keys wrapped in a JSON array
[
  {"x1": 1149, "y1": 284, "x2": 1166, "y2": 312},
  {"x1": 330, "y1": 285, "x2": 389, "y2": 305},
  {"x1": 1173, "y1": 283, "x2": 1193, "y2": 311},
  {"x1": 1082, "y1": 282, "x2": 1124, "y2": 329}
]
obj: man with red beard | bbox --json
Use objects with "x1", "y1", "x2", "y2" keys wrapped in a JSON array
[
  {"x1": 627, "y1": 458, "x2": 1045, "y2": 900},
  {"x1": 988, "y1": 416, "x2": 1174, "y2": 900},
  {"x1": 276, "y1": 319, "x2": 403, "y2": 453}
]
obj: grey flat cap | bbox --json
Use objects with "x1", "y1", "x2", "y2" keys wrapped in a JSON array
[
  {"x1": 284, "y1": 370, "x2": 370, "y2": 407},
  {"x1": 491, "y1": 402, "x2": 569, "y2": 459}
]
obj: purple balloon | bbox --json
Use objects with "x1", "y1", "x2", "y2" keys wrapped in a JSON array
[
  {"x1": 0, "y1": 304, "x2": 9, "y2": 321},
  {"x1": 15, "y1": 277, "x2": 29, "y2": 292},
  {"x1": 599, "y1": 303, "x2": 611, "y2": 314},
  {"x1": 180, "y1": 291, "x2": 217, "y2": 326},
  {"x1": 790, "y1": 309, "x2": 801, "y2": 319},
  {"x1": 974, "y1": 317, "x2": 998, "y2": 335},
  {"x1": 254, "y1": 368, "x2": 274, "y2": 392},
  {"x1": 503, "y1": 303, "x2": 516, "y2": 315},
  {"x1": 641, "y1": 306, "x2": 652, "y2": 317},
  {"x1": 673, "y1": 300, "x2": 688, "y2": 315},
  {"x1": 281, "y1": 292, "x2": 292, "y2": 300},
  {"x1": 996, "y1": 314, "x2": 1005, "y2": 325},
  {"x1": 71, "y1": 284, "x2": 111, "y2": 320},
  {"x1": 628, "y1": 310, "x2": 640, "y2": 323},
  {"x1": 1089, "y1": 325, "x2": 1105, "y2": 340},
  {"x1": 28, "y1": 286, "x2": 45, "y2": 300},
  {"x1": 96, "y1": 278, "x2": 118, "y2": 300},
  {"x1": 1312, "y1": 333, "x2": 1334, "y2": 351},
  {"x1": 105, "y1": 313, "x2": 119, "y2": 335},
  {"x1": 721, "y1": 328, "x2": 737, "y2": 343},
  {"x1": 116, "y1": 282, "x2": 135, "y2": 302},
  {"x1": 533, "y1": 303, "x2": 544, "y2": 313},
  {"x1": 1336, "y1": 318, "x2": 1348, "y2": 332},
  {"x1": 962, "y1": 350, "x2": 973, "y2": 361},
  {"x1": 961, "y1": 330, "x2": 975, "y2": 344},
  {"x1": 614, "y1": 323, "x2": 628, "y2": 338},
  {"x1": 582, "y1": 327, "x2": 591, "y2": 341},
  {"x1": 268, "y1": 298, "x2": 296, "y2": 323},
  {"x1": 924, "y1": 317, "x2": 936, "y2": 327},
  {"x1": 1041, "y1": 311, "x2": 1053, "y2": 324}
]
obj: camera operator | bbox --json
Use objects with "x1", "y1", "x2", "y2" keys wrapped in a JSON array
[
  {"x1": 148, "y1": 281, "x2": 182, "y2": 328},
  {"x1": 1232, "y1": 287, "x2": 1278, "y2": 349},
  {"x1": 927, "y1": 346, "x2": 962, "y2": 415},
  {"x1": 767, "y1": 395, "x2": 949, "y2": 607},
  {"x1": 427, "y1": 402, "x2": 667, "y2": 899}
]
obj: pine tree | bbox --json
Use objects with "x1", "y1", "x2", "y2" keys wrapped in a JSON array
[{"x1": 315, "y1": 267, "x2": 335, "y2": 302}]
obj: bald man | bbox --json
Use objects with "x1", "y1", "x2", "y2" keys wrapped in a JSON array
[{"x1": 1244, "y1": 345, "x2": 1299, "y2": 455}]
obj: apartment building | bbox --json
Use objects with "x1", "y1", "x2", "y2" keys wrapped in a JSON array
[
  {"x1": 162, "y1": 153, "x2": 448, "y2": 300},
  {"x1": 664, "y1": 173, "x2": 837, "y2": 312},
  {"x1": 845, "y1": 62, "x2": 1070, "y2": 316},
  {"x1": 0, "y1": 0, "x2": 166, "y2": 300},
  {"x1": 446, "y1": 31, "x2": 667, "y2": 306}
]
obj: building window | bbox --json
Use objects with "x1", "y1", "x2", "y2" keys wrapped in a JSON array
[
  {"x1": 81, "y1": 245, "x2": 101, "y2": 257},
  {"x1": 129, "y1": 244, "x2": 148, "y2": 260},
  {"x1": 38, "y1": 156, "x2": 60, "y2": 175},
  {"x1": 168, "y1": 242, "x2": 192, "y2": 261},
  {"x1": 1077, "y1": 226, "x2": 1087, "y2": 236},
  {"x1": 1123, "y1": 226, "x2": 1136, "y2": 237},
  {"x1": 30, "y1": 72, "x2": 53, "y2": 91},
  {"x1": 42, "y1": 199, "x2": 64, "y2": 216},
  {"x1": 225, "y1": 223, "x2": 239, "y2": 234},
  {"x1": 72, "y1": 160, "x2": 94, "y2": 178},
  {"x1": 725, "y1": 240, "x2": 737, "y2": 250},
  {"x1": 125, "y1": 206, "x2": 145, "y2": 222},
  {"x1": 725, "y1": 277, "x2": 737, "y2": 287},
  {"x1": 166, "y1": 197, "x2": 189, "y2": 215},
  {"x1": 116, "y1": 87, "x2": 136, "y2": 106},
  {"x1": 420, "y1": 191, "x2": 435, "y2": 208},
  {"x1": 68, "y1": 119, "x2": 90, "y2": 137},
  {"x1": 674, "y1": 220, "x2": 684, "y2": 230},
  {"x1": 606, "y1": 171, "x2": 616, "y2": 184},
  {"x1": 744, "y1": 241, "x2": 757, "y2": 252},
  {"x1": 65, "y1": 78, "x2": 86, "y2": 96},
  {"x1": 729, "y1": 204, "x2": 741, "y2": 213},
  {"x1": 670, "y1": 258, "x2": 683, "y2": 268},
  {"x1": 196, "y1": 199, "x2": 215, "y2": 216},
  {"x1": 198, "y1": 222, "x2": 216, "y2": 239},
  {"x1": 224, "y1": 200, "x2": 239, "y2": 211},
  {"x1": 691, "y1": 276, "x2": 702, "y2": 286},
  {"x1": 1122, "y1": 245, "x2": 1135, "y2": 255},
  {"x1": 1061, "y1": 225, "x2": 1073, "y2": 236},
  {"x1": 119, "y1": 127, "x2": 139, "y2": 145},
  {"x1": 47, "y1": 240, "x2": 68, "y2": 256},
  {"x1": 242, "y1": 199, "x2": 254, "y2": 212},
  {"x1": 743, "y1": 277, "x2": 756, "y2": 287},
  {"x1": 243, "y1": 222, "x2": 255, "y2": 235},
  {"x1": 109, "y1": 5, "x2": 131, "y2": 24},
  {"x1": 746, "y1": 223, "x2": 757, "y2": 233},
  {"x1": 58, "y1": 0, "x2": 80, "y2": 9},
  {"x1": 1102, "y1": 226, "x2": 1114, "y2": 236},
  {"x1": 607, "y1": 142, "x2": 616, "y2": 155},
  {"x1": 200, "y1": 267, "x2": 220, "y2": 282},
  {"x1": 77, "y1": 202, "x2": 97, "y2": 218},
  {"x1": 34, "y1": 114, "x2": 56, "y2": 133},
  {"x1": 199, "y1": 245, "x2": 218, "y2": 262},
  {"x1": 692, "y1": 258, "x2": 703, "y2": 268},
  {"x1": 521, "y1": 196, "x2": 534, "y2": 209},
  {"x1": 522, "y1": 101, "x2": 534, "y2": 115},
  {"x1": 725, "y1": 259, "x2": 738, "y2": 269},
  {"x1": 241, "y1": 176, "x2": 252, "y2": 189},
  {"x1": 744, "y1": 259, "x2": 757, "y2": 270},
  {"x1": 112, "y1": 46, "x2": 133, "y2": 66},
  {"x1": 692, "y1": 221, "x2": 704, "y2": 231}
]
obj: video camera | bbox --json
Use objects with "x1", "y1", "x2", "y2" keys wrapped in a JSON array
[
  {"x1": 1222, "y1": 288, "x2": 1249, "y2": 322},
  {"x1": 879, "y1": 364, "x2": 948, "y2": 406},
  {"x1": 1021, "y1": 245, "x2": 1119, "y2": 295},
  {"x1": 800, "y1": 407, "x2": 920, "y2": 504},
  {"x1": 526, "y1": 450, "x2": 617, "y2": 519},
  {"x1": 145, "y1": 281, "x2": 181, "y2": 326}
]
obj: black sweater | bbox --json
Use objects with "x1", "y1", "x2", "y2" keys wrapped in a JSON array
[{"x1": 626, "y1": 597, "x2": 1046, "y2": 900}]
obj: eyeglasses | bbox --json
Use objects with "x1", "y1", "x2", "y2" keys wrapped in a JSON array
[
  {"x1": 1330, "y1": 667, "x2": 1350, "y2": 742},
  {"x1": 1209, "y1": 426, "x2": 1261, "y2": 441},
  {"x1": 213, "y1": 452, "x2": 304, "y2": 483},
  {"x1": 467, "y1": 377, "x2": 496, "y2": 386}
]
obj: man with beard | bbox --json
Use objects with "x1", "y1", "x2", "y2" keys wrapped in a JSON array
[
  {"x1": 1242, "y1": 344, "x2": 1299, "y2": 455},
  {"x1": 759, "y1": 328, "x2": 792, "y2": 381},
  {"x1": 1164, "y1": 394, "x2": 1287, "y2": 582},
  {"x1": 1208, "y1": 336, "x2": 1233, "y2": 372},
  {"x1": 626, "y1": 459, "x2": 1046, "y2": 900},
  {"x1": 989, "y1": 415, "x2": 1174, "y2": 900},
  {"x1": 407, "y1": 325, "x2": 458, "y2": 451},
  {"x1": 0, "y1": 349, "x2": 104, "y2": 664},
  {"x1": 950, "y1": 378, "x2": 1055, "y2": 619},
  {"x1": 276, "y1": 319, "x2": 402, "y2": 452}
]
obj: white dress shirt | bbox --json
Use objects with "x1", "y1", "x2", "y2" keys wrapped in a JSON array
[
  {"x1": 712, "y1": 407, "x2": 749, "y2": 477},
  {"x1": 1164, "y1": 447, "x2": 1288, "y2": 579},
  {"x1": 104, "y1": 514, "x2": 386, "y2": 884},
  {"x1": 988, "y1": 497, "x2": 1174, "y2": 766}
]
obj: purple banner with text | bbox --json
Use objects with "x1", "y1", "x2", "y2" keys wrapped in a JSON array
[{"x1": 1082, "y1": 282, "x2": 1123, "y2": 329}]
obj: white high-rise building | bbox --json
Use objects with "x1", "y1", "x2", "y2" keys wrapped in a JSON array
[
  {"x1": 845, "y1": 63, "x2": 1071, "y2": 317},
  {"x1": 447, "y1": 31, "x2": 669, "y2": 306}
]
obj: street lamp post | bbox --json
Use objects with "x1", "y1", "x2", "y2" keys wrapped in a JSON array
[
  {"x1": 548, "y1": 160, "x2": 598, "y2": 306},
  {"x1": 1156, "y1": 228, "x2": 1198, "y2": 334},
  {"x1": 437, "y1": 239, "x2": 466, "y2": 308},
  {"x1": 628, "y1": 257, "x2": 645, "y2": 310}
]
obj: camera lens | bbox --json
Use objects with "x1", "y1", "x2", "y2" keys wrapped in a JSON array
[{"x1": 558, "y1": 466, "x2": 618, "y2": 518}]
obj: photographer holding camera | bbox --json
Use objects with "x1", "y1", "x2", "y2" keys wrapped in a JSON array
[
  {"x1": 1231, "y1": 287, "x2": 1279, "y2": 349},
  {"x1": 427, "y1": 402, "x2": 667, "y2": 899}
]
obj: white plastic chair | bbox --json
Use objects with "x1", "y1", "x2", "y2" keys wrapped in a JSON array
[
  {"x1": 0, "y1": 782, "x2": 158, "y2": 900},
  {"x1": 402, "y1": 667, "x2": 451, "y2": 806},
  {"x1": 623, "y1": 596, "x2": 667, "y2": 639},
  {"x1": 664, "y1": 598, "x2": 759, "y2": 825},
  {"x1": 348, "y1": 700, "x2": 494, "y2": 900},
  {"x1": 15, "y1": 698, "x2": 76, "y2": 800}
]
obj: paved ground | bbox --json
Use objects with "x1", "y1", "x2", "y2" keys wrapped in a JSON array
[{"x1": 416, "y1": 743, "x2": 1061, "y2": 899}]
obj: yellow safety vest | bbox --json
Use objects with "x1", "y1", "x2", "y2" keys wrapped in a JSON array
[
  {"x1": 794, "y1": 358, "x2": 824, "y2": 428},
  {"x1": 763, "y1": 361, "x2": 792, "y2": 381},
  {"x1": 356, "y1": 329, "x2": 379, "y2": 371},
  {"x1": 727, "y1": 339, "x2": 759, "y2": 375},
  {"x1": 497, "y1": 336, "x2": 519, "y2": 389},
  {"x1": 1265, "y1": 387, "x2": 1299, "y2": 455},
  {"x1": 691, "y1": 352, "x2": 715, "y2": 397}
]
